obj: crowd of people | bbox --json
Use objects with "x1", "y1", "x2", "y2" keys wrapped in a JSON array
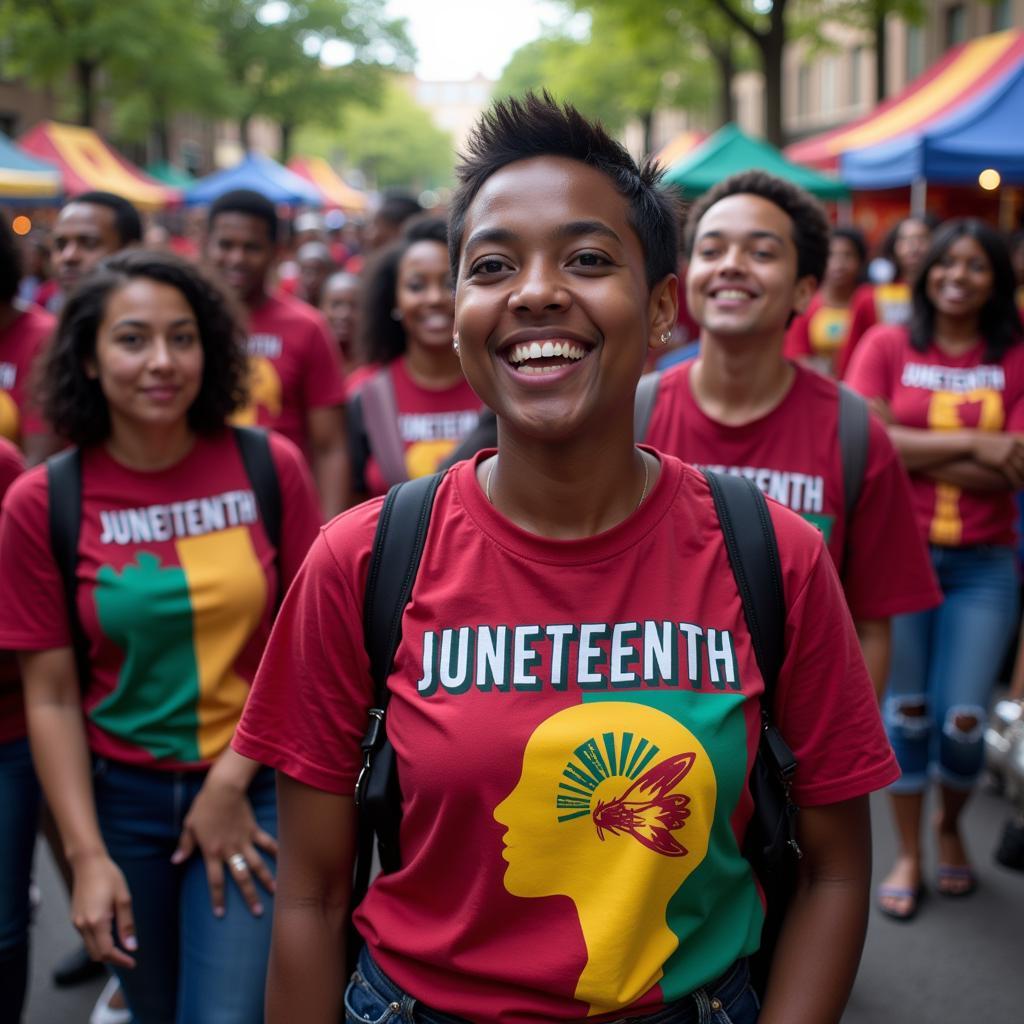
[{"x1": 0, "y1": 92, "x2": 1023, "y2": 1024}]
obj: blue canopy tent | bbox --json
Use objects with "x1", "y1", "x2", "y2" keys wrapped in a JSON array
[
  {"x1": 0, "y1": 131, "x2": 62, "y2": 205},
  {"x1": 185, "y1": 152, "x2": 322, "y2": 207},
  {"x1": 841, "y1": 48, "x2": 1024, "y2": 188}
]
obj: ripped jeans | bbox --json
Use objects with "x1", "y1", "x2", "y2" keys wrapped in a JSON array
[{"x1": 885, "y1": 544, "x2": 1019, "y2": 793}]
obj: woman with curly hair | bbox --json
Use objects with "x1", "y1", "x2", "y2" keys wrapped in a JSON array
[
  {"x1": 0, "y1": 250, "x2": 321, "y2": 1023},
  {"x1": 347, "y1": 216, "x2": 483, "y2": 502},
  {"x1": 848, "y1": 220, "x2": 1024, "y2": 919}
]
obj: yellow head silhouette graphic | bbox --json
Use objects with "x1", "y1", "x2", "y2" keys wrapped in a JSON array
[
  {"x1": 494, "y1": 702, "x2": 716, "y2": 1016},
  {"x1": 0, "y1": 390, "x2": 19, "y2": 442},
  {"x1": 232, "y1": 356, "x2": 282, "y2": 426}
]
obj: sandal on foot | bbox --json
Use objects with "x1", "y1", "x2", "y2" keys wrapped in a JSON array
[
  {"x1": 877, "y1": 883, "x2": 924, "y2": 921},
  {"x1": 936, "y1": 864, "x2": 977, "y2": 898}
]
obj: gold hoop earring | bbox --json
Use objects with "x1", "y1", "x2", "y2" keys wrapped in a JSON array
[{"x1": 660, "y1": 332, "x2": 671, "y2": 345}]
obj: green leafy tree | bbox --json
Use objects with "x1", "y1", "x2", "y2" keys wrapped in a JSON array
[
  {"x1": 0, "y1": 0, "x2": 225, "y2": 129},
  {"x1": 297, "y1": 78, "x2": 453, "y2": 191},
  {"x1": 200, "y1": 0, "x2": 413, "y2": 159}
]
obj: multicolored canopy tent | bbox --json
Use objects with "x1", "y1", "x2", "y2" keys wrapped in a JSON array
[
  {"x1": 0, "y1": 131, "x2": 62, "y2": 204},
  {"x1": 185, "y1": 153, "x2": 322, "y2": 207},
  {"x1": 146, "y1": 162, "x2": 194, "y2": 189},
  {"x1": 287, "y1": 157, "x2": 367, "y2": 213},
  {"x1": 663, "y1": 123, "x2": 848, "y2": 200},
  {"x1": 653, "y1": 130, "x2": 706, "y2": 169},
  {"x1": 19, "y1": 121, "x2": 181, "y2": 210},
  {"x1": 786, "y1": 29, "x2": 1024, "y2": 176}
]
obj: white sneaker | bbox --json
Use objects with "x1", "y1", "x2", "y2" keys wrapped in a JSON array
[{"x1": 90, "y1": 976, "x2": 132, "y2": 1024}]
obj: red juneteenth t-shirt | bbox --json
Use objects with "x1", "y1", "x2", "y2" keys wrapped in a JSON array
[
  {"x1": 0, "y1": 430, "x2": 320, "y2": 769},
  {"x1": 234, "y1": 453, "x2": 897, "y2": 1024},
  {"x1": 838, "y1": 282, "x2": 910, "y2": 379},
  {"x1": 353, "y1": 358, "x2": 483, "y2": 497},
  {"x1": 846, "y1": 325, "x2": 1024, "y2": 548},
  {"x1": 0, "y1": 303, "x2": 54, "y2": 445},
  {"x1": 233, "y1": 291, "x2": 347, "y2": 451},
  {"x1": 0, "y1": 438, "x2": 25, "y2": 743},
  {"x1": 643, "y1": 361, "x2": 939, "y2": 621},
  {"x1": 785, "y1": 291, "x2": 859, "y2": 377}
]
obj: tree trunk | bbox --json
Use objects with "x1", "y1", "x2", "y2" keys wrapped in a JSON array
[
  {"x1": 76, "y1": 60, "x2": 96, "y2": 127},
  {"x1": 762, "y1": 6, "x2": 787, "y2": 147},
  {"x1": 873, "y1": 4, "x2": 888, "y2": 103},
  {"x1": 279, "y1": 121, "x2": 294, "y2": 164},
  {"x1": 153, "y1": 120, "x2": 171, "y2": 165},
  {"x1": 239, "y1": 114, "x2": 252, "y2": 153},
  {"x1": 709, "y1": 38, "x2": 737, "y2": 126},
  {"x1": 640, "y1": 111, "x2": 654, "y2": 159}
]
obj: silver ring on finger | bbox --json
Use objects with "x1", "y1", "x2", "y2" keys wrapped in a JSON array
[{"x1": 228, "y1": 853, "x2": 248, "y2": 874}]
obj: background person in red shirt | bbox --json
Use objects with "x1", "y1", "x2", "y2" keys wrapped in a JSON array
[
  {"x1": 236, "y1": 94, "x2": 897, "y2": 1024},
  {"x1": 644, "y1": 171, "x2": 939, "y2": 696},
  {"x1": 0, "y1": 220, "x2": 57, "y2": 465},
  {"x1": 847, "y1": 219, "x2": 1024, "y2": 920},
  {"x1": 205, "y1": 189, "x2": 349, "y2": 518},
  {"x1": 0, "y1": 250, "x2": 321, "y2": 1023},
  {"x1": 0, "y1": 437, "x2": 34, "y2": 1022},
  {"x1": 346, "y1": 216, "x2": 482, "y2": 501}
]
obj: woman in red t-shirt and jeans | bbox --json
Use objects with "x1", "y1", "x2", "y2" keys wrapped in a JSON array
[
  {"x1": 847, "y1": 220, "x2": 1024, "y2": 919},
  {"x1": 346, "y1": 216, "x2": 483, "y2": 502},
  {"x1": 0, "y1": 251, "x2": 321, "y2": 1023},
  {"x1": 236, "y1": 96, "x2": 898, "y2": 1024}
]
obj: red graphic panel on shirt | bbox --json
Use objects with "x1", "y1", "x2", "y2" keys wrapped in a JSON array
[
  {"x1": 234, "y1": 456, "x2": 898, "y2": 1023},
  {"x1": 846, "y1": 325, "x2": 1024, "y2": 547}
]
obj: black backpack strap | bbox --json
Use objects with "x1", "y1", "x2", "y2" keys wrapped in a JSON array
[
  {"x1": 633, "y1": 371, "x2": 662, "y2": 443},
  {"x1": 232, "y1": 426, "x2": 281, "y2": 553},
  {"x1": 703, "y1": 471, "x2": 785, "y2": 694},
  {"x1": 47, "y1": 447, "x2": 89, "y2": 688},
  {"x1": 349, "y1": 470, "x2": 444, "y2": 963},
  {"x1": 837, "y1": 384, "x2": 869, "y2": 523}
]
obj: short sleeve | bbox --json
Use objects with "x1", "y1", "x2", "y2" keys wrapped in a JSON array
[
  {"x1": 836, "y1": 286, "x2": 877, "y2": 380},
  {"x1": 0, "y1": 468, "x2": 72, "y2": 650},
  {"x1": 268, "y1": 432, "x2": 323, "y2": 581},
  {"x1": 845, "y1": 325, "x2": 897, "y2": 402},
  {"x1": 233, "y1": 508, "x2": 381, "y2": 794},
  {"x1": 0, "y1": 440, "x2": 23, "y2": 499},
  {"x1": 301, "y1": 315, "x2": 347, "y2": 411},
  {"x1": 840, "y1": 415, "x2": 940, "y2": 620},
  {"x1": 773, "y1": 518, "x2": 899, "y2": 807}
]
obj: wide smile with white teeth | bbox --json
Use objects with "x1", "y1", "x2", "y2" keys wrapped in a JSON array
[
  {"x1": 711, "y1": 288, "x2": 755, "y2": 300},
  {"x1": 506, "y1": 339, "x2": 589, "y2": 375}
]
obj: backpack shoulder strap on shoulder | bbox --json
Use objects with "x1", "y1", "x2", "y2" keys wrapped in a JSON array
[
  {"x1": 232, "y1": 426, "x2": 281, "y2": 553},
  {"x1": 47, "y1": 447, "x2": 89, "y2": 686},
  {"x1": 633, "y1": 371, "x2": 662, "y2": 443},
  {"x1": 702, "y1": 470, "x2": 785, "y2": 699},
  {"x1": 363, "y1": 471, "x2": 445, "y2": 707},
  {"x1": 361, "y1": 368, "x2": 409, "y2": 488},
  {"x1": 837, "y1": 384, "x2": 870, "y2": 523}
]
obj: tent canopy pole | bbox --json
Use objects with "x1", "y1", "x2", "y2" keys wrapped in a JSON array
[{"x1": 911, "y1": 177, "x2": 928, "y2": 216}]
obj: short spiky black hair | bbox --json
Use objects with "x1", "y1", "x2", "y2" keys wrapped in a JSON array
[
  {"x1": 448, "y1": 92, "x2": 679, "y2": 288},
  {"x1": 683, "y1": 170, "x2": 830, "y2": 285},
  {"x1": 69, "y1": 191, "x2": 143, "y2": 246},
  {"x1": 208, "y1": 189, "x2": 278, "y2": 243}
]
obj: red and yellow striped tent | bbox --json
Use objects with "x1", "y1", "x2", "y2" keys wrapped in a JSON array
[
  {"x1": 653, "y1": 130, "x2": 706, "y2": 170},
  {"x1": 787, "y1": 30, "x2": 1024, "y2": 171},
  {"x1": 288, "y1": 157, "x2": 367, "y2": 213},
  {"x1": 19, "y1": 121, "x2": 180, "y2": 211}
]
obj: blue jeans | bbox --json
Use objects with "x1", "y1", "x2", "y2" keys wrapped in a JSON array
[
  {"x1": 885, "y1": 544, "x2": 1020, "y2": 793},
  {"x1": 344, "y1": 945, "x2": 760, "y2": 1024},
  {"x1": 93, "y1": 758, "x2": 277, "y2": 1024},
  {"x1": 0, "y1": 737, "x2": 40, "y2": 1022}
]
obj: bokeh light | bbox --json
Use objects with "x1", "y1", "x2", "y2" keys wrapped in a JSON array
[
  {"x1": 978, "y1": 168, "x2": 1001, "y2": 191},
  {"x1": 11, "y1": 215, "x2": 31, "y2": 235}
]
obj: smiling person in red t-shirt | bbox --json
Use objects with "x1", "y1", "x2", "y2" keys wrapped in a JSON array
[
  {"x1": 847, "y1": 220, "x2": 1024, "y2": 921},
  {"x1": 643, "y1": 173, "x2": 939, "y2": 698},
  {"x1": 205, "y1": 189, "x2": 349, "y2": 518},
  {"x1": 346, "y1": 216, "x2": 483, "y2": 502},
  {"x1": 235, "y1": 95, "x2": 897, "y2": 1024}
]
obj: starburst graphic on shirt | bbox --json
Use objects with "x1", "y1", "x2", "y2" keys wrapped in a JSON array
[{"x1": 556, "y1": 733, "x2": 695, "y2": 857}]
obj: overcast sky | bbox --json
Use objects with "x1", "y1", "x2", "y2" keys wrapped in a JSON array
[{"x1": 387, "y1": 0, "x2": 572, "y2": 81}]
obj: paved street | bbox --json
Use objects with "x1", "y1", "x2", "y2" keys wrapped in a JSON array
[{"x1": 24, "y1": 787, "x2": 1024, "y2": 1023}]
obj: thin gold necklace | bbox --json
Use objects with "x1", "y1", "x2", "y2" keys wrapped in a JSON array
[{"x1": 485, "y1": 449, "x2": 651, "y2": 512}]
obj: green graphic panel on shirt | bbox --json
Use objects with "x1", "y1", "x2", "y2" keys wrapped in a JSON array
[
  {"x1": 583, "y1": 689, "x2": 761, "y2": 1002},
  {"x1": 801, "y1": 512, "x2": 834, "y2": 542},
  {"x1": 92, "y1": 552, "x2": 201, "y2": 762}
]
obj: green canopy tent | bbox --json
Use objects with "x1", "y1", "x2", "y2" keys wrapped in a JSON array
[
  {"x1": 663, "y1": 123, "x2": 849, "y2": 200},
  {"x1": 145, "y1": 161, "x2": 194, "y2": 188}
]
